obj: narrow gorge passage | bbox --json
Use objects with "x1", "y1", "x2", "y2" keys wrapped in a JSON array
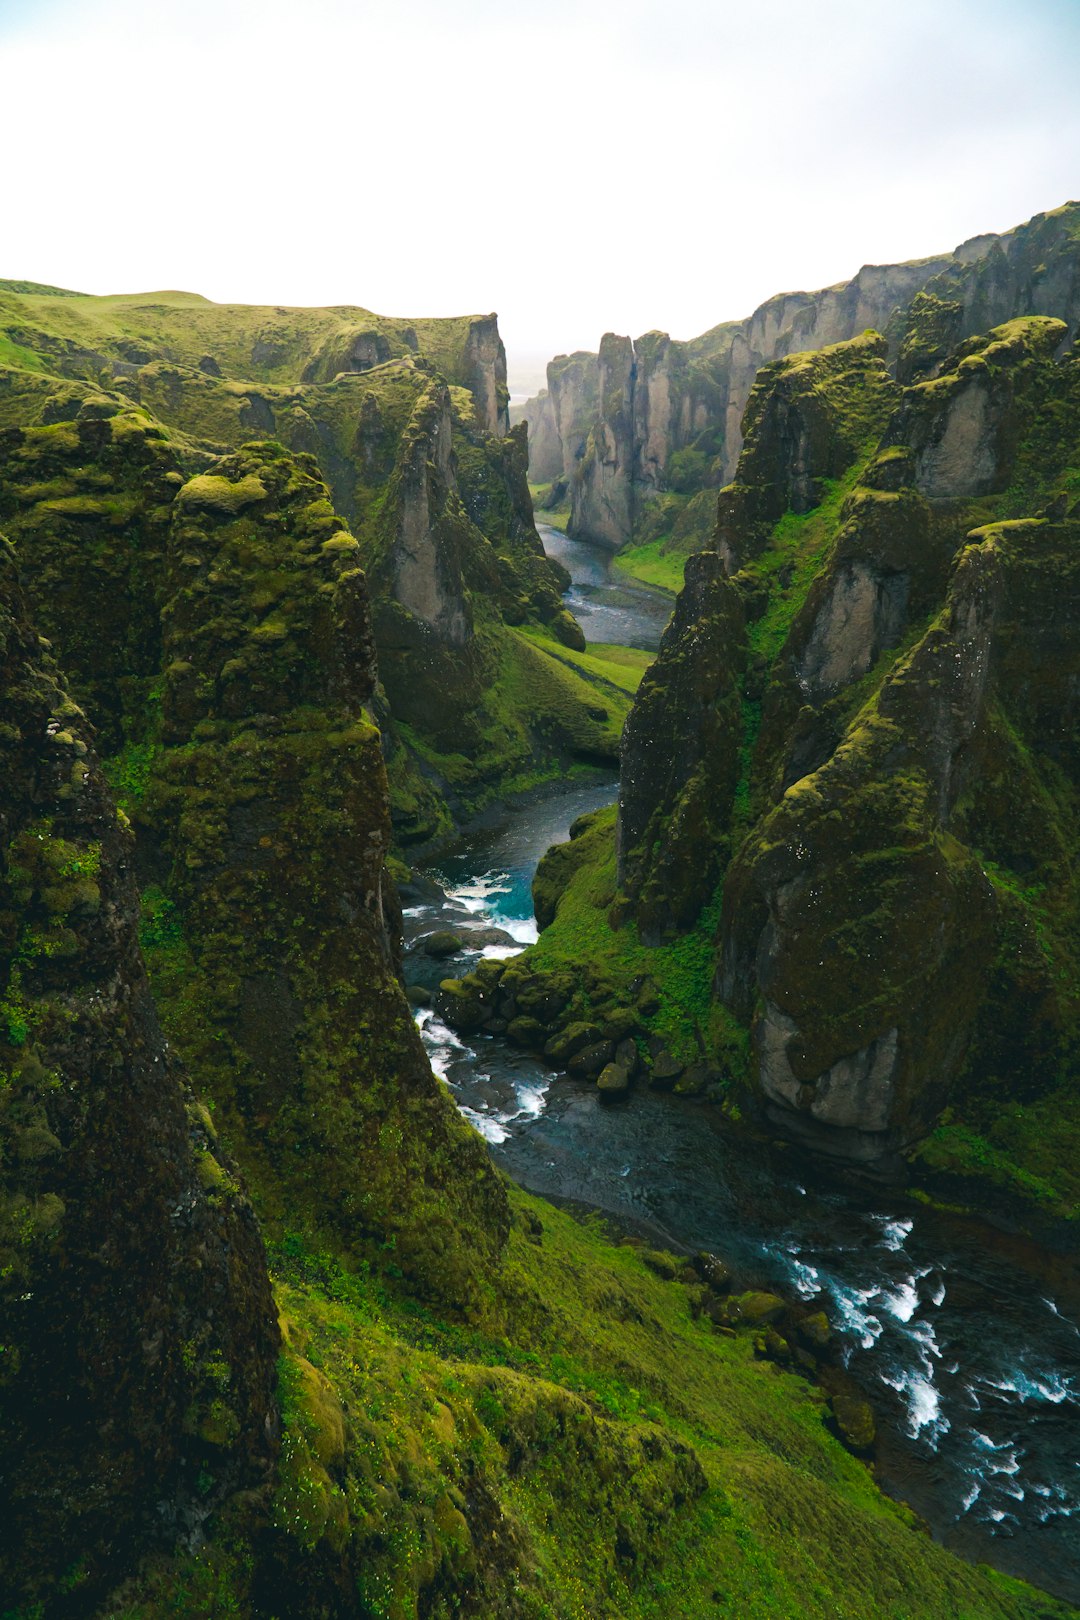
[{"x1": 404, "y1": 525, "x2": 1080, "y2": 1606}]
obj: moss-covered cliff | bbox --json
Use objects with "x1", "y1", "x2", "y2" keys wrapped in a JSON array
[
  {"x1": 460, "y1": 315, "x2": 1080, "y2": 1238},
  {"x1": 0, "y1": 536, "x2": 278, "y2": 1611},
  {"x1": 0, "y1": 287, "x2": 631, "y2": 850},
  {"x1": 524, "y1": 200, "x2": 1080, "y2": 565},
  {"x1": 0, "y1": 417, "x2": 511, "y2": 1305},
  {"x1": 0, "y1": 314, "x2": 1074, "y2": 1620}
]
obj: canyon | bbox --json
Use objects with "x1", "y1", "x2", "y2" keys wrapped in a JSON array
[{"x1": 2, "y1": 198, "x2": 1080, "y2": 1619}]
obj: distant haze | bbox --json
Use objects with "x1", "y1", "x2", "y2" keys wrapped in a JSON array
[{"x1": 2, "y1": 0, "x2": 1078, "y2": 392}]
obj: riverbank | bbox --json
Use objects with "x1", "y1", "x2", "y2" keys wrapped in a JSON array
[{"x1": 402, "y1": 528, "x2": 1080, "y2": 1606}]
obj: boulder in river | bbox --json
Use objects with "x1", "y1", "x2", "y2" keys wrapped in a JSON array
[
  {"x1": 423, "y1": 930, "x2": 465, "y2": 958},
  {"x1": 831, "y1": 1393, "x2": 876, "y2": 1453},
  {"x1": 569, "y1": 1039, "x2": 615, "y2": 1078},
  {"x1": 508, "y1": 1016, "x2": 547, "y2": 1047},
  {"x1": 614, "y1": 1036, "x2": 640, "y2": 1076},
  {"x1": 435, "y1": 977, "x2": 492, "y2": 1033},
  {"x1": 719, "y1": 1291, "x2": 786, "y2": 1328},
  {"x1": 597, "y1": 1062, "x2": 631, "y2": 1100},
  {"x1": 796, "y1": 1310, "x2": 832, "y2": 1351},
  {"x1": 545, "y1": 1022, "x2": 604, "y2": 1063},
  {"x1": 693, "y1": 1252, "x2": 733, "y2": 1294},
  {"x1": 460, "y1": 925, "x2": 519, "y2": 948},
  {"x1": 648, "y1": 1048, "x2": 684, "y2": 1089}
]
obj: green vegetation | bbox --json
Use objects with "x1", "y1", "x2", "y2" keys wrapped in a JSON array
[
  {"x1": 742, "y1": 457, "x2": 870, "y2": 664},
  {"x1": 4, "y1": 263, "x2": 1080, "y2": 1618},
  {"x1": 614, "y1": 535, "x2": 687, "y2": 593},
  {"x1": 516, "y1": 628, "x2": 655, "y2": 694},
  {"x1": 111, "y1": 1195, "x2": 1067, "y2": 1620}
]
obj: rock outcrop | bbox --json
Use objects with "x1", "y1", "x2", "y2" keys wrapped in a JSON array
[
  {"x1": 620, "y1": 333, "x2": 897, "y2": 942},
  {"x1": 490, "y1": 313, "x2": 1080, "y2": 1209},
  {"x1": 517, "y1": 385, "x2": 562, "y2": 483},
  {"x1": 0, "y1": 289, "x2": 620, "y2": 847},
  {"x1": 522, "y1": 200, "x2": 1080, "y2": 554},
  {"x1": 0, "y1": 537, "x2": 278, "y2": 1608},
  {"x1": 150, "y1": 443, "x2": 511, "y2": 1300},
  {"x1": 0, "y1": 416, "x2": 513, "y2": 1301},
  {"x1": 714, "y1": 318, "x2": 1080, "y2": 1163}
]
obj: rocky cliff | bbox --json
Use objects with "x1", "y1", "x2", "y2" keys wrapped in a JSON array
[
  {"x1": 0, "y1": 534, "x2": 278, "y2": 1610},
  {"x1": 458, "y1": 311, "x2": 1080, "y2": 1230},
  {"x1": 524, "y1": 201, "x2": 1080, "y2": 559},
  {"x1": 0, "y1": 306, "x2": 1075, "y2": 1620},
  {"x1": 0, "y1": 288, "x2": 635, "y2": 848},
  {"x1": 0, "y1": 286, "x2": 510, "y2": 435},
  {"x1": 0, "y1": 416, "x2": 512, "y2": 1305}
]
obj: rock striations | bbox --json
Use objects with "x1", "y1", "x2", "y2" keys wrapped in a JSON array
[
  {"x1": 454, "y1": 292, "x2": 1080, "y2": 1234},
  {"x1": 525, "y1": 201, "x2": 1080, "y2": 558}
]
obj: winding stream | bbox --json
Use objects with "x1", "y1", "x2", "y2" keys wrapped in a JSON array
[{"x1": 404, "y1": 523, "x2": 1080, "y2": 1603}]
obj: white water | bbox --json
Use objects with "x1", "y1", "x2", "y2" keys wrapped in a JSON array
[{"x1": 405, "y1": 525, "x2": 1080, "y2": 1600}]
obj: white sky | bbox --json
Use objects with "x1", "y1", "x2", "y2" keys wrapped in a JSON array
[{"x1": 2, "y1": 0, "x2": 1078, "y2": 388}]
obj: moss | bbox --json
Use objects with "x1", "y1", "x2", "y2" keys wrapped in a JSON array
[
  {"x1": 0, "y1": 537, "x2": 278, "y2": 1611},
  {"x1": 614, "y1": 535, "x2": 688, "y2": 594},
  {"x1": 136, "y1": 441, "x2": 508, "y2": 1306},
  {"x1": 0, "y1": 413, "x2": 179, "y2": 755},
  {"x1": 176, "y1": 472, "x2": 267, "y2": 514},
  {"x1": 174, "y1": 1195, "x2": 1070, "y2": 1620}
]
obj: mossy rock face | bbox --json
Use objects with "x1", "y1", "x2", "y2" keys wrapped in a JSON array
[
  {"x1": 0, "y1": 288, "x2": 628, "y2": 851},
  {"x1": 511, "y1": 315, "x2": 1080, "y2": 1211},
  {"x1": 618, "y1": 549, "x2": 747, "y2": 941},
  {"x1": 886, "y1": 317, "x2": 1067, "y2": 500},
  {"x1": 0, "y1": 411, "x2": 182, "y2": 754},
  {"x1": 716, "y1": 331, "x2": 899, "y2": 571},
  {"x1": 831, "y1": 1393, "x2": 877, "y2": 1453},
  {"x1": 0, "y1": 538, "x2": 278, "y2": 1608},
  {"x1": 176, "y1": 470, "x2": 268, "y2": 515},
  {"x1": 720, "y1": 513, "x2": 1080, "y2": 1159},
  {"x1": 144, "y1": 442, "x2": 509, "y2": 1304}
]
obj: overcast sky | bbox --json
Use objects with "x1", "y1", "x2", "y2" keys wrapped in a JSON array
[{"x1": 2, "y1": 0, "x2": 1078, "y2": 386}]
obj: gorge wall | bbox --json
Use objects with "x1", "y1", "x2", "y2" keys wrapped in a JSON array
[
  {"x1": 2, "y1": 256, "x2": 1079, "y2": 1618},
  {"x1": 449, "y1": 291, "x2": 1080, "y2": 1233},
  {"x1": 0, "y1": 286, "x2": 635, "y2": 850},
  {"x1": 522, "y1": 201, "x2": 1080, "y2": 554},
  {"x1": 0, "y1": 529, "x2": 279, "y2": 1610}
]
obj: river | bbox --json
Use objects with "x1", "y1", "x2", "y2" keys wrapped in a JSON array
[{"x1": 403, "y1": 522, "x2": 1080, "y2": 1604}]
